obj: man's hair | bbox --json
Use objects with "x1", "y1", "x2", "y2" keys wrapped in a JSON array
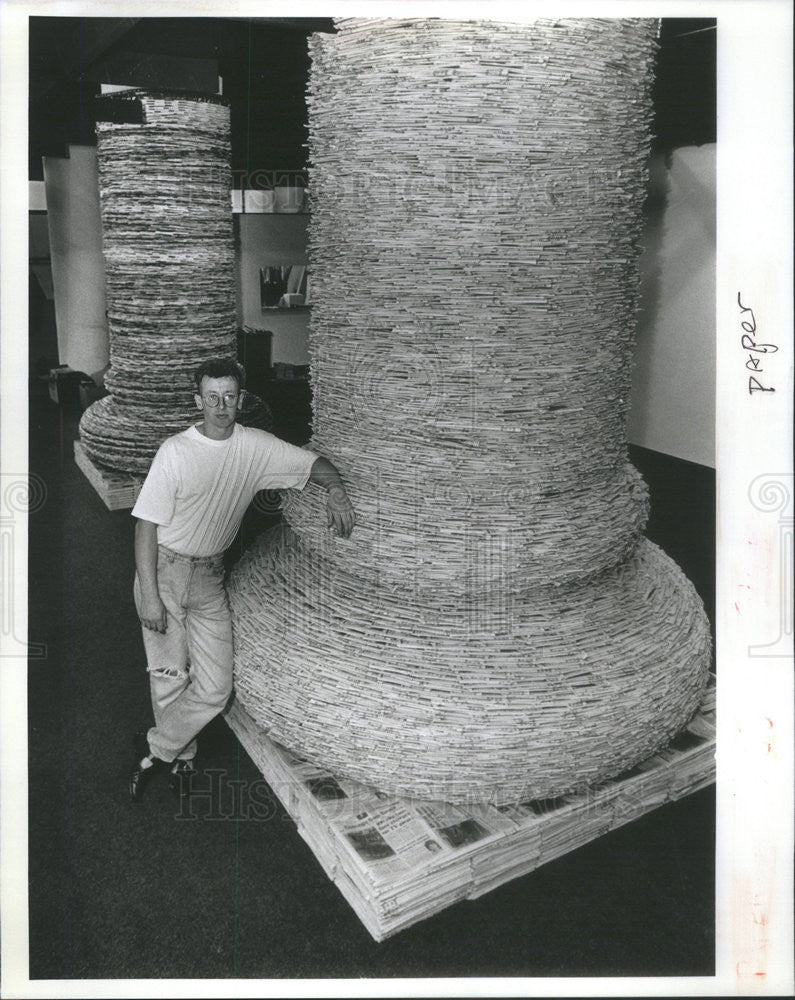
[{"x1": 194, "y1": 358, "x2": 246, "y2": 392}]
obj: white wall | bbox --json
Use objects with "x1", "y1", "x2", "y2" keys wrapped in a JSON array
[
  {"x1": 627, "y1": 144, "x2": 716, "y2": 469},
  {"x1": 43, "y1": 145, "x2": 109, "y2": 377}
]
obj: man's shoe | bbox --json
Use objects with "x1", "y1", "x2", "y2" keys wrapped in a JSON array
[
  {"x1": 129, "y1": 757, "x2": 156, "y2": 803},
  {"x1": 169, "y1": 758, "x2": 197, "y2": 797},
  {"x1": 129, "y1": 732, "x2": 164, "y2": 803}
]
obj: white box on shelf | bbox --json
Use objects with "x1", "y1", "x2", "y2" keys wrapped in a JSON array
[
  {"x1": 274, "y1": 186, "x2": 305, "y2": 212},
  {"x1": 245, "y1": 189, "x2": 274, "y2": 213}
]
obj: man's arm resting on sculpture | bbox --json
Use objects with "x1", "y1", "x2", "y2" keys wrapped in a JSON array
[
  {"x1": 134, "y1": 518, "x2": 167, "y2": 633},
  {"x1": 309, "y1": 456, "x2": 356, "y2": 538}
]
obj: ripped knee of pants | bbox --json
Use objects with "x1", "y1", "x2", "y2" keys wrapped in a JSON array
[{"x1": 148, "y1": 664, "x2": 189, "y2": 681}]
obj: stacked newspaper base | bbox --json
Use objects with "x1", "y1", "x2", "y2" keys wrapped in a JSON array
[
  {"x1": 79, "y1": 91, "x2": 270, "y2": 474},
  {"x1": 73, "y1": 440, "x2": 143, "y2": 510},
  {"x1": 230, "y1": 18, "x2": 712, "y2": 805},
  {"x1": 226, "y1": 677, "x2": 715, "y2": 940}
]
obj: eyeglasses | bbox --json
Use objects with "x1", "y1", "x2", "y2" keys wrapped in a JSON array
[{"x1": 202, "y1": 391, "x2": 239, "y2": 408}]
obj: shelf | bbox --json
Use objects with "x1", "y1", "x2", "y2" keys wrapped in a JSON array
[
  {"x1": 233, "y1": 209, "x2": 310, "y2": 216},
  {"x1": 234, "y1": 190, "x2": 309, "y2": 214}
]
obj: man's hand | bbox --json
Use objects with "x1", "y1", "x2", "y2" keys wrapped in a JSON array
[
  {"x1": 139, "y1": 592, "x2": 167, "y2": 633},
  {"x1": 327, "y1": 484, "x2": 356, "y2": 538},
  {"x1": 134, "y1": 518, "x2": 167, "y2": 632},
  {"x1": 309, "y1": 456, "x2": 357, "y2": 538}
]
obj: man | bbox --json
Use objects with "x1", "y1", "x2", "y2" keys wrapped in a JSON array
[{"x1": 129, "y1": 357, "x2": 355, "y2": 801}]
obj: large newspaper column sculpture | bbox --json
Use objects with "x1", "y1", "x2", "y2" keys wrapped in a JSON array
[
  {"x1": 79, "y1": 90, "x2": 269, "y2": 475},
  {"x1": 228, "y1": 18, "x2": 712, "y2": 805}
]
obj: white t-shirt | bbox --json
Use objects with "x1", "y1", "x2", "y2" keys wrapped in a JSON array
[{"x1": 132, "y1": 423, "x2": 317, "y2": 557}]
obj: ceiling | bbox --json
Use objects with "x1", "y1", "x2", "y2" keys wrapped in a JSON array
[
  {"x1": 29, "y1": 16, "x2": 715, "y2": 181},
  {"x1": 29, "y1": 16, "x2": 335, "y2": 180}
]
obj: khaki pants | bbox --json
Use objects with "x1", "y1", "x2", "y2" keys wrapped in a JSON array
[{"x1": 134, "y1": 545, "x2": 233, "y2": 763}]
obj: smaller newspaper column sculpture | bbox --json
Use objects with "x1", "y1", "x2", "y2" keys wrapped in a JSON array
[
  {"x1": 228, "y1": 19, "x2": 712, "y2": 805},
  {"x1": 80, "y1": 90, "x2": 269, "y2": 475}
]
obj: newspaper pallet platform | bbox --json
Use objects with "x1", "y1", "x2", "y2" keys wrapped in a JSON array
[
  {"x1": 225, "y1": 675, "x2": 716, "y2": 941},
  {"x1": 74, "y1": 439, "x2": 145, "y2": 510}
]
